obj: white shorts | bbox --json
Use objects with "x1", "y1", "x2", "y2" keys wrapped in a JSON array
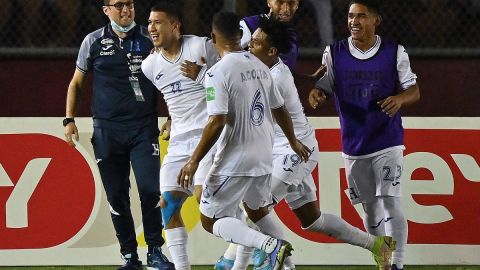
[
  {"x1": 200, "y1": 174, "x2": 273, "y2": 219},
  {"x1": 160, "y1": 131, "x2": 215, "y2": 195},
  {"x1": 283, "y1": 174, "x2": 317, "y2": 210},
  {"x1": 344, "y1": 149, "x2": 404, "y2": 205},
  {"x1": 272, "y1": 134, "x2": 318, "y2": 209}
]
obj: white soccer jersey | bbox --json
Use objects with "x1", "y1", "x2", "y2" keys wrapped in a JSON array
[
  {"x1": 141, "y1": 35, "x2": 218, "y2": 139},
  {"x1": 205, "y1": 51, "x2": 284, "y2": 176},
  {"x1": 315, "y1": 35, "x2": 417, "y2": 95},
  {"x1": 270, "y1": 60, "x2": 313, "y2": 147}
]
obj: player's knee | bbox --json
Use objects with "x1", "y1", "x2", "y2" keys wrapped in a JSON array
[
  {"x1": 200, "y1": 213, "x2": 214, "y2": 233},
  {"x1": 293, "y1": 202, "x2": 321, "y2": 228},
  {"x1": 160, "y1": 191, "x2": 186, "y2": 227}
]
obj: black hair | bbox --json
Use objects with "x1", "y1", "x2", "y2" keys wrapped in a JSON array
[
  {"x1": 349, "y1": 0, "x2": 382, "y2": 15},
  {"x1": 151, "y1": 0, "x2": 183, "y2": 24},
  {"x1": 212, "y1": 11, "x2": 241, "y2": 41},
  {"x1": 258, "y1": 16, "x2": 292, "y2": 55}
]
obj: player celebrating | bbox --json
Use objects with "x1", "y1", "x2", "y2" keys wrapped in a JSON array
[
  {"x1": 141, "y1": 2, "x2": 218, "y2": 269},
  {"x1": 240, "y1": 0, "x2": 299, "y2": 69},
  {"x1": 309, "y1": 1, "x2": 420, "y2": 269},
  {"x1": 178, "y1": 11, "x2": 311, "y2": 270},
  {"x1": 216, "y1": 17, "x2": 397, "y2": 270}
]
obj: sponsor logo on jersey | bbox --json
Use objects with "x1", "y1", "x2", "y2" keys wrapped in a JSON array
[
  {"x1": 100, "y1": 38, "x2": 114, "y2": 45},
  {"x1": 102, "y1": 45, "x2": 113, "y2": 51},
  {"x1": 206, "y1": 87, "x2": 215, "y2": 101}
]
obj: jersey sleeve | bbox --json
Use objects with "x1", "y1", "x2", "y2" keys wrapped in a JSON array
[
  {"x1": 240, "y1": 19, "x2": 252, "y2": 49},
  {"x1": 205, "y1": 68, "x2": 229, "y2": 115},
  {"x1": 268, "y1": 77, "x2": 284, "y2": 109},
  {"x1": 76, "y1": 34, "x2": 94, "y2": 73},
  {"x1": 314, "y1": 45, "x2": 335, "y2": 95},
  {"x1": 196, "y1": 37, "x2": 219, "y2": 85},
  {"x1": 397, "y1": 44, "x2": 418, "y2": 90},
  {"x1": 141, "y1": 54, "x2": 155, "y2": 83}
]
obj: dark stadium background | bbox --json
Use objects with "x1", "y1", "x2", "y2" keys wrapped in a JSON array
[{"x1": 0, "y1": 0, "x2": 478, "y2": 117}]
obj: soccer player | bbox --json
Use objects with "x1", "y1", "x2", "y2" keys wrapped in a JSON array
[
  {"x1": 177, "y1": 11, "x2": 312, "y2": 270},
  {"x1": 64, "y1": 1, "x2": 173, "y2": 269},
  {"x1": 240, "y1": 0, "x2": 299, "y2": 70},
  {"x1": 140, "y1": 2, "x2": 219, "y2": 270},
  {"x1": 217, "y1": 17, "x2": 397, "y2": 270},
  {"x1": 309, "y1": 1, "x2": 420, "y2": 269}
]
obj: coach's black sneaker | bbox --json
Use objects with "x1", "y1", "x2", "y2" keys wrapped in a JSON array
[
  {"x1": 119, "y1": 253, "x2": 143, "y2": 270},
  {"x1": 147, "y1": 246, "x2": 175, "y2": 270}
]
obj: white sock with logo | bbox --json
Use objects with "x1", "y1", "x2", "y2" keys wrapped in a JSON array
[
  {"x1": 165, "y1": 227, "x2": 190, "y2": 270},
  {"x1": 363, "y1": 198, "x2": 386, "y2": 236},
  {"x1": 213, "y1": 217, "x2": 272, "y2": 250},
  {"x1": 254, "y1": 213, "x2": 294, "y2": 267},
  {"x1": 384, "y1": 197, "x2": 407, "y2": 269},
  {"x1": 304, "y1": 213, "x2": 375, "y2": 250}
]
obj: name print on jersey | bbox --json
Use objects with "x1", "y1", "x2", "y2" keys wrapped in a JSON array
[{"x1": 241, "y1": 69, "x2": 269, "y2": 82}]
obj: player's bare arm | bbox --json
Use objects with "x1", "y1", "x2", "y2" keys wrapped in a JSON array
[
  {"x1": 308, "y1": 87, "x2": 327, "y2": 109},
  {"x1": 177, "y1": 114, "x2": 226, "y2": 188},
  {"x1": 64, "y1": 68, "x2": 86, "y2": 147},
  {"x1": 271, "y1": 105, "x2": 311, "y2": 162},
  {"x1": 378, "y1": 83, "x2": 420, "y2": 117}
]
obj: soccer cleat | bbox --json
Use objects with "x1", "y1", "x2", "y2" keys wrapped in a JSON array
[
  {"x1": 252, "y1": 248, "x2": 267, "y2": 268},
  {"x1": 214, "y1": 256, "x2": 234, "y2": 270},
  {"x1": 283, "y1": 265, "x2": 296, "y2": 270},
  {"x1": 391, "y1": 264, "x2": 403, "y2": 270},
  {"x1": 255, "y1": 240, "x2": 293, "y2": 270},
  {"x1": 118, "y1": 253, "x2": 143, "y2": 270},
  {"x1": 147, "y1": 246, "x2": 175, "y2": 270},
  {"x1": 371, "y1": 236, "x2": 397, "y2": 270}
]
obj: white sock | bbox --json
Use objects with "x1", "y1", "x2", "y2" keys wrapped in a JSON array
[
  {"x1": 255, "y1": 215, "x2": 295, "y2": 268},
  {"x1": 212, "y1": 217, "x2": 275, "y2": 251},
  {"x1": 304, "y1": 213, "x2": 375, "y2": 250},
  {"x1": 384, "y1": 197, "x2": 408, "y2": 268},
  {"x1": 224, "y1": 243, "x2": 238, "y2": 261},
  {"x1": 255, "y1": 213, "x2": 284, "y2": 239},
  {"x1": 232, "y1": 245, "x2": 253, "y2": 270},
  {"x1": 165, "y1": 227, "x2": 190, "y2": 270},
  {"x1": 363, "y1": 198, "x2": 386, "y2": 236}
]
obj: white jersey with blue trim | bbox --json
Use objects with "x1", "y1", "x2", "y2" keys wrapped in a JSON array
[
  {"x1": 270, "y1": 60, "x2": 313, "y2": 148},
  {"x1": 142, "y1": 35, "x2": 218, "y2": 139},
  {"x1": 205, "y1": 51, "x2": 284, "y2": 177}
]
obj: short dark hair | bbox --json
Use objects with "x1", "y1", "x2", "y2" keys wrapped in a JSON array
[
  {"x1": 349, "y1": 0, "x2": 382, "y2": 15},
  {"x1": 151, "y1": 0, "x2": 183, "y2": 24},
  {"x1": 258, "y1": 17, "x2": 292, "y2": 55},
  {"x1": 212, "y1": 11, "x2": 241, "y2": 41}
]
